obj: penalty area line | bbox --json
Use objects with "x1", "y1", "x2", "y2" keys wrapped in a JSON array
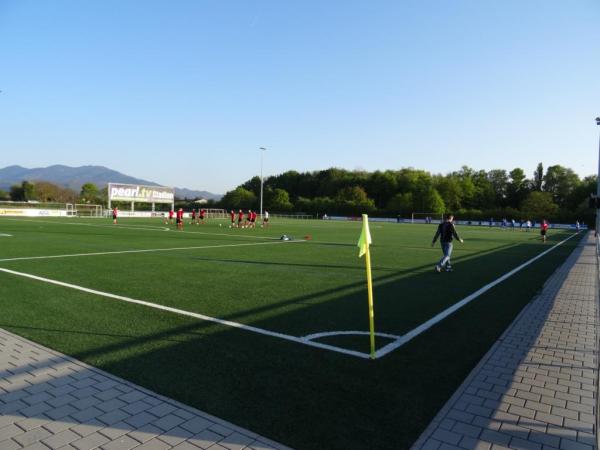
[
  {"x1": 375, "y1": 231, "x2": 581, "y2": 359},
  {"x1": 0, "y1": 266, "x2": 371, "y2": 360}
]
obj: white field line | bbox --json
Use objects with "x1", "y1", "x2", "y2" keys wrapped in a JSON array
[
  {"x1": 0, "y1": 266, "x2": 371, "y2": 360},
  {"x1": 0, "y1": 240, "x2": 304, "y2": 263},
  {"x1": 303, "y1": 330, "x2": 401, "y2": 341},
  {"x1": 374, "y1": 231, "x2": 581, "y2": 359},
  {"x1": 0, "y1": 233, "x2": 12, "y2": 237},
  {"x1": 3, "y1": 218, "x2": 277, "y2": 241}
]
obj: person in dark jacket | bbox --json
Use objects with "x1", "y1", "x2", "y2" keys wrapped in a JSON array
[{"x1": 431, "y1": 215, "x2": 464, "y2": 272}]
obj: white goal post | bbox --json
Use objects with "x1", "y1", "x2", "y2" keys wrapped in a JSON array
[
  {"x1": 203, "y1": 208, "x2": 226, "y2": 219},
  {"x1": 74, "y1": 204, "x2": 103, "y2": 217},
  {"x1": 410, "y1": 212, "x2": 444, "y2": 224}
]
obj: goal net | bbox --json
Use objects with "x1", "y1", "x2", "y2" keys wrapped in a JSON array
[
  {"x1": 203, "y1": 208, "x2": 226, "y2": 219},
  {"x1": 75, "y1": 204, "x2": 103, "y2": 217},
  {"x1": 410, "y1": 212, "x2": 444, "y2": 224}
]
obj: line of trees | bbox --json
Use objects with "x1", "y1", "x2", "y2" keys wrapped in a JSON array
[
  {"x1": 2, "y1": 162, "x2": 596, "y2": 224},
  {"x1": 219, "y1": 163, "x2": 597, "y2": 224},
  {"x1": 0, "y1": 181, "x2": 106, "y2": 205}
]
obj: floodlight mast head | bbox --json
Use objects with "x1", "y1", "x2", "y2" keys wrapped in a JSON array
[{"x1": 596, "y1": 117, "x2": 600, "y2": 126}]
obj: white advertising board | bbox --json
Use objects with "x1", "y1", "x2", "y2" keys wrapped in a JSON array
[
  {"x1": 108, "y1": 183, "x2": 174, "y2": 204},
  {"x1": 0, "y1": 209, "x2": 68, "y2": 217}
]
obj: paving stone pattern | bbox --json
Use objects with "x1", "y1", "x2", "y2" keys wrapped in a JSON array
[
  {"x1": 0, "y1": 329, "x2": 292, "y2": 449},
  {"x1": 413, "y1": 232, "x2": 598, "y2": 450}
]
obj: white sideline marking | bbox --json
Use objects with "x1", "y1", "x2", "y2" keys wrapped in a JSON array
[
  {"x1": 303, "y1": 330, "x2": 401, "y2": 341},
  {"x1": 0, "y1": 266, "x2": 371, "y2": 360},
  {"x1": 0, "y1": 240, "x2": 303, "y2": 263},
  {"x1": 374, "y1": 231, "x2": 581, "y2": 358},
  {"x1": 4, "y1": 218, "x2": 277, "y2": 241},
  {"x1": 0, "y1": 233, "x2": 12, "y2": 237}
]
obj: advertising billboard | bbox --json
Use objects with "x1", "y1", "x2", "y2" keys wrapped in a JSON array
[{"x1": 108, "y1": 183, "x2": 174, "y2": 204}]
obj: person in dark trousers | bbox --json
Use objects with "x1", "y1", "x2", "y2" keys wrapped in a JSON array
[{"x1": 431, "y1": 215, "x2": 464, "y2": 272}]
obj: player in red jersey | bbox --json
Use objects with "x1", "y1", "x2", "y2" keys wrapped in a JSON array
[
  {"x1": 540, "y1": 219, "x2": 549, "y2": 242},
  {"x1": 237, "y1": 209, "x2": 244, "y2": 227},
  {"x1": 176, "y1": 208, "x2": 184, "y2": 230},
  {"x1": 250, "y1": 210, "x2": 257, "y2": 228},
  {"x1": 230, "y1": 210, "x2": 236, "y2": 227},
  {"x1": 112, "y1": 207, "x2": 118, "y2": 224},
  {"x1": 244, "y1": 210, "x2": 252, "y2": 228},
  {"x1": 165, "y1": 209, "x2": 175, "y2": 225},
  {"x1": 190, "y1": 209, "x2": 196, "y2": 225},
  {"x1": 199, "y1": 208, "x2": 206, "y2": 225}
]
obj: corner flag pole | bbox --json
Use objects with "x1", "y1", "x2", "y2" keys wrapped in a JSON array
[{"x1": 358, "y1": 214, "x2": 376, "y2": 359}]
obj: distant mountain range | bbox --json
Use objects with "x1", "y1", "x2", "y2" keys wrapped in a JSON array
[{"x1": 0, "y1": 165, "x2": 222, "y2": 200}]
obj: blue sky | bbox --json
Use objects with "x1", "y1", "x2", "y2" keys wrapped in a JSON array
[{"x1": 0, "y1": 0, "x2": 599, "y2": 194}]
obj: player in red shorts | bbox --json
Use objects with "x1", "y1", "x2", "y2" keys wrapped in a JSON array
[
  {"x1": 190, "y1": 209, "x2": 196, "y2": 225},
  {"x1": 199, "y1": 208, "x2": 206, "y2": 225},
  {"x1": 230, "y1": 210, "x2": 236, "y2": 227},
  {"x1": 237, "y1": 209, "x2": 244, "y2": 227},
  {"x1": 250, "y1": 210, "x2": 257, "y2": 228},
  {"x1": 176, "y1": 208, "x2": 184, "y2": 230},
  {"x1": 540, "y1": 219, "x2": 549, "y2": 242},
  {"x1": 165, "y1": 209, "x2": 175, "y2": 225},
  {"x1": 112, "y1": 207, "x2": 118, "y2": 224}
]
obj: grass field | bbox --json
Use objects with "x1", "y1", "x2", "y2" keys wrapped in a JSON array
[{"x1": 0, "y1": 216, "x2": 582, "y2": 449}]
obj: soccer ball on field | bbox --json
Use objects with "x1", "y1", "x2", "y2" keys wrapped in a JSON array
[{"x1": 219, "y1": 223, "x2": 222, "y2": 227}]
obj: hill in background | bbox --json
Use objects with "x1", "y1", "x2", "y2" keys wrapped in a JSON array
[{"x1": 0, "y1": 165, "x2": 221, "y2": 200}]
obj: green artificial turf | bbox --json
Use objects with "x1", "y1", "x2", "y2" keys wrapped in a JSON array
[{"x1": 0, "y1": 216, "x2": 582, "y2": 449}]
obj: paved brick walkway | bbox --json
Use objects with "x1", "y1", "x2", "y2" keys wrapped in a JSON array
[
  {"x1": 413, "y1": 232, "x2": 598, "y2": 450},
  {"x1": 0, "y1": 330, "x2": 292, "y2": 449}
]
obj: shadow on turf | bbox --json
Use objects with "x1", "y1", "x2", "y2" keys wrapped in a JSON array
[{"x1": 0, "y1": 232, "x2": 583, "y2": 450}]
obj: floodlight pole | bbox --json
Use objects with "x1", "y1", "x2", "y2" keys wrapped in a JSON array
[
  {"x1": 596, "y1": 117, "x2": 600, "y2": 235},
  {"x1": 260, "y1": 147, "x2": 267, "y2": 217}
]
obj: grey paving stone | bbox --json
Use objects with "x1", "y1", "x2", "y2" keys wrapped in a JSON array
[
  {"x1": 452, "y1": 422, "x2": 482, "y2": 439},
  {"x1": 100, "y1": 435, "x2": 141, "y2": 450},
  {"x1": 155, "y1": 426, "x2": 193, "y2": 446},
  {"x1": 208, "y1": 424, "x2": 233, "y2": 438},
  {"x1": 559, "y1": 439, "x2": 593, "y2": 450},
  {"x1": 70, "y1": 406, "x2": 104, "y2": 423},
  {"x1": 152, "y1": 413, "x2": 186, "y2": 432},
  {"x1": 0, "y1": 424, "x2": 26, "y2": 442},
  {"x1": 458, "y1": 436, "x2": 491, "y2": 450},
  {"x1": 97, "y1": 410, "x2": 130, "y2": 426},
  {"x1": 189, "y1": 429, "x2": 225, "y2": 449},
  {"x1": 0, "y1": 437, "x2": 24, "y2": 450},
  {"x1": 509, "y1": 437, "x2": 541, "y2": 450},
  {"x1": 131, "y1": 438, "x2": 171, "y2": 450},
  {"x1": 127, "y1": 424, "x2": 162, "y2": 444},
  {"x1": 121, "y1": 400, "x2": 153, "y2": 416},
  {"x1": 13, "y1": 427, "x2": 53, "y2": 447},
  {"x1": 42, "y1": 429, "x2": 81, "y2": 449},
  {"x1": 431, "y1": 429, "x2": 462, "y2": 446},
  {"x1": 16, "y1": 416, "x2": 50, "y2": 431},
  {"x1": 181, "y1": 417, "x2": 213, "y2": 435},
  {"x1": 70, "y1": 397, "x2": 101, "y2": 411},
  {"x1": 70, "y1": 420, "x2": 104, "y2": 438},
  {"x1": 146, "y1": 403, "x2": 177, "y2": 418},
  {"x1": 172, "y1": 443, "x2": 206, "y2": 450},
  {"x1": 70, "y1": 431, "x2": 110, "y2": 450},
  {"x1": 97, "y1": 423, "x2": 129, "y2": 441},
  {"x1": 124, "y1": 412, "x2": 157, "y2": 428}
]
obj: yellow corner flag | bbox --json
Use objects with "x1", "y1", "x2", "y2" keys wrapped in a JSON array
[{"x1": 357, "y1": 214, "x2": 376, "y2": 359}]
